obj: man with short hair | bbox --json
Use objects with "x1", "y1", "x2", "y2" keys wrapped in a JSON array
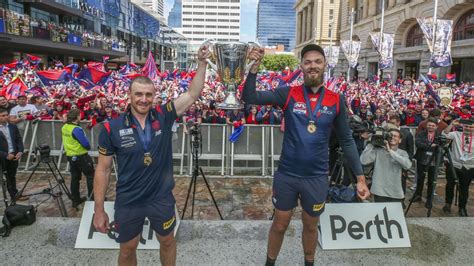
[
  {"x1": 93, "y1": 45, "x2": 210, "y2": 266},
  {"x1": 9, "y1": 95, "x2": 38, "y2": 131},
  {"x1": 243, "y1": 44, "x2": 369, "y2": 266},
  {"x1": 413, "y1": 118, "x2": 440, "y2": 206},
  {"x1": 0, "y1": 108, "x2": 26, "y2": 201},
  {"x1": 0, "y1": 96, "x2": 14, "y2": 113},
  {"x1": 360, "y1": 128, "x2": 412, "y2": 202},
  {"x1": 443, "y1": 119, "x2": 474, "y2": 216},
  {"x1": 61, "y1": 109, "x2": 94, "y2": 208}
]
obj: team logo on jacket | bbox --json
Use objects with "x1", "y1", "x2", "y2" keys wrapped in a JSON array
[{"x1": 293, "y1": 102, "x2": 307, "y2": 114}]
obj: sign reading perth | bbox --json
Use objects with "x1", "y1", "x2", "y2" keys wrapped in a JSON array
[
  {"x1": 318, "y1": 203, "x2": 411, "y2": 250},
  {"x1": 75, "y1": 201, "x2": 180, "y2": 249}
]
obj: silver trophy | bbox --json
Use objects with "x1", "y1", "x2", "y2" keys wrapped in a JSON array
[{"x1": 204, "y1": 40, "x2": 260, "y2": 109}]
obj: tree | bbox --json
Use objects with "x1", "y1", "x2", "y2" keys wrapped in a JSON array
[{"x1": 261, "y1": 54, "x2": 299, "y2": 71}]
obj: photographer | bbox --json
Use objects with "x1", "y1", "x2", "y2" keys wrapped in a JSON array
[
  {"x1": 360, "y1": 129, "x2": 412, "y2": 202},
  {"x1": 442, "y1": 119, "x2": 474, "y2": 216},
  {"x1": 61, "y1": 109, "x2": 94, "y2": 208},
  {"x1": 413, "y1": 118, "x2": 440, "y2": 206}
]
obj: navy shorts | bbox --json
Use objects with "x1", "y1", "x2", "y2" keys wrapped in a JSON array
[
  {"x1": 272, "y1": 172, "x2": 328, "y2": 217},
  {"x1": 114, "y1": 195, "x2": 176, "y2": 243}
]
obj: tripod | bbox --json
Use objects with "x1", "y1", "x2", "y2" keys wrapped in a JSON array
[
  {"x1": 405, "y1": 144, "x2": 459, "y2": 217},
  {"x1": 16, "y1": 151, "x2": 72, "y2": 217},
  {"x1": 181, "y1": 128, "x2": 223, "y2": 220}
]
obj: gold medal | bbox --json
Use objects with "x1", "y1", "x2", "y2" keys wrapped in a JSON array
[
  {"x1": 144, "y1": 153, "x2": 153, "y2": 166},
  {"x1": 307, "y1": 121, "x2": 317, "y2": 134}
]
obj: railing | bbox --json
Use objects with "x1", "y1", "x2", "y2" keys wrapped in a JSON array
[{"x1": 17, "y1": 121, "x2": 419, "y2": 177}]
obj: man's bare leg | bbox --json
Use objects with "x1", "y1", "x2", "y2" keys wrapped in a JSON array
[
  {"x1": 118, "y1": 234, "x2": 140, "y2": 266},
  {"x1": 301, "y1": 210, "x2": 320, "y2": 263},
  {"x1": 157, "y1": 232, "x2": 177, "y2": 266},
  {"x1": 266, "y1": 209, "x2": 293, "y2": 263}
]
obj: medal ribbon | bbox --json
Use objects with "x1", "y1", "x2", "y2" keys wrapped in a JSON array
[
  {"x1": 132, "y1": 115, "x2": 152, "y2": 152},
  {"x1": 303, "y1": 86, "x2": 326, "y2": 124},
  {"x1": 460, "y1": 131, "x2": 472, "y2": 155}
]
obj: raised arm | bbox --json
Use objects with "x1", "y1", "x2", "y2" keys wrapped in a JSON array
[{"x1": 174, "y1": 45, "x2": 211, "y2": 116}]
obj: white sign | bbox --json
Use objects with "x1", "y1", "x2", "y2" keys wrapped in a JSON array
[
  {"x1": 75, "y1": 201, "x2": 180, "y2": 249},
  {"x1": 318, "y1": 203, "x2": 411, "y2": 250}
]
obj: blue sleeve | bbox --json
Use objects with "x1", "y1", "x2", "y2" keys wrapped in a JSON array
[
  {"x1": 72, "y1": 127, "x2": 91, "y2": 150},
  {"x1": 98, "y1": 124, "x2": 115, "y2": 156},
  {"x1": 242, "y1": 73, "x2": 289, "y2": 107},
  {"x1": 333, "y1": 95, "x2": 364, "y2": 176},
  {"x1": 161, "y1": 102, "x2": 178, "y2": 128}
]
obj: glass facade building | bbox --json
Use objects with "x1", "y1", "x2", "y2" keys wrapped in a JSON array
[
  {"x1": 257, "y1": 0, "x2": 296, "y2": 51},
  {"x1": 168, "y1": 0, "x2": 182, "y2": 28}
]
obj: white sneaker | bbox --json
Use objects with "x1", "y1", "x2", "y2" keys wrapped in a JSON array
[{"x1": 409, "y1": 185, "x2": 416, "y2": 191}]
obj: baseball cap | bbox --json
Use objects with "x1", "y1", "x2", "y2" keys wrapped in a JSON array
[{"x1": 300, "y1": 44, "x2": 326, "y2": 59}]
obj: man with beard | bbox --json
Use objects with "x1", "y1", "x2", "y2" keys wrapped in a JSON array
[
  {"x1": 93, "y1": 45, "x2": 210, "y2": 266},
  {"x1": 243, "y1": 44, "x2": 370, "y2": 266}
]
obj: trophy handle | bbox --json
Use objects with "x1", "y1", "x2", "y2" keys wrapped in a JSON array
[
  {"x1": 245, "y1": 42, "x2": 262, "y2": 73},
  {"x1": 202, "y1": 39, "x2": 218, "y2": 72}
]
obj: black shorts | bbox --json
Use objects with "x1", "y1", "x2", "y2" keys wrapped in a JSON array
[
  {"x1": 272, "y1": 172, "x2": 328, "y2": 217},
  {"x1": 114, "y1": 196, "x2": 176, "y2": 243}
]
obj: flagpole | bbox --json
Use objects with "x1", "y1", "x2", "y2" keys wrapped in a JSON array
[
  {"x1": 428, "y1": 0, "x2": 439, "y2": 75},
  {"x1": 347, "y1": 8, "x2": 355, "y2": 82},
  {"x1": 377, "y1": 0, "x2": 385, "y2": 87},
  {"x1": 328, "y1": 20, "x2": 334, "y2": 78}
]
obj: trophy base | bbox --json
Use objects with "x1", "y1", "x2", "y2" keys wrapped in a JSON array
[{"x1": 216, "y1": 103, "x2": 244, "y2": 110}]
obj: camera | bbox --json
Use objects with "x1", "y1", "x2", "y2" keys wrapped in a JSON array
[
  {"x1": 36, "y1": 144, "x2": 51, "y2": 162},
  {"x1": 434, "y1": 134, "x2": 449, "y2": 146},
  {"x1": 371, "y1": 128, "x2": 392, "y2": 148},
  {"x1": 350, "y1": 115, "x2": 374, "y2": 135}
]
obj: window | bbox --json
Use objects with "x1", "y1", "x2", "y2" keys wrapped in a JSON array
[
  {"x1": 453, "y1": 9, "x2": 474, "y2": 41},
  {"x1": 406, "y1": 25, "x2": 424, "y2": 47}
]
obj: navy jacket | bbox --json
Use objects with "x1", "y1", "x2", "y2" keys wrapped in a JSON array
[{"x1": 0, "y1": 123, "x2": 24, "y2": 160}]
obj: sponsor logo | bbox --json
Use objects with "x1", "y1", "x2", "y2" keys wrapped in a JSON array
[
  {"x1": 318, "y1": 106, "x2": 334, "y2": 115},
  {"x1": 313, "y1": 202, "x2": 325, "y2": 212},
  {"x1": 329, "y1": 207, "x2": 403, "y2": 243},
  {"x1": 163, "y1": 216, "x2": 176, "y2": 230},
  {"x1": 119, "y1": 128, "x2": 133, "y2": 137},
  {"x1": 293, "y1": 102, "x2": 307, "y2": 114}
]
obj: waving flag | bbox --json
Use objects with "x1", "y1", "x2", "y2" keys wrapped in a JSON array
[
  {"x1": 1, "y1": 77, "x2": 28, "y2": 100},
  {"x1": 420, "y1": 74, "x2": 441, "y2": 104},
  {"x1": 87, "y1": 61, "x2": 105, "y2": 71},
  {"x1": 4, "y1": 60, "x2": 21, "y2": 69},
  {"x1": 26, "y1": 54, "x2": 41, "y2": 65},
  {"x1": 36, "y1": 70, "x2": 70, "y2": 86},
  {"x1": 278, "y1": 69, "x2": 302, "y2": 86},
  {"x1": 64, "y1": 64, "x2": 79, "y2": 77},
  {"x1": 77, "y1": 67, "x2": 111, "y2": 85},
  {"x1": 142, "y1": 51, "x2": 159, "y2": 80},
  {"x1": 446, "y1": 73, "x2": 456, "y2": 82}
]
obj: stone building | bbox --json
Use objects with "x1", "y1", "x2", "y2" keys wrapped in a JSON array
[
  {"x1": 294, "y1": 0, "x2": 341, "y2": 57},
  {"x1": 336, "y1": 0, "x2": 474, "y2": 83}
]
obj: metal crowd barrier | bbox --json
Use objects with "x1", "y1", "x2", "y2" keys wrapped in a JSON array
[{"x1": 17, "y1": 121, "x2": 419, "y2": 177}]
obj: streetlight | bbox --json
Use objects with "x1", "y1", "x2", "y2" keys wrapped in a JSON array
[{"x1": 328, "y1": 19, "x2": 334, "y2": 78}]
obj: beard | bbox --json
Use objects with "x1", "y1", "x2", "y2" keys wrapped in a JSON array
[{"x1": 303, "y1": 72, "x2": 324, "y2": 88}]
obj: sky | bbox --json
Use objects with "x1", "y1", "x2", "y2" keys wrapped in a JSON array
[{"x1": 164, "y1": 0, "x2": 258, "y2": 42}]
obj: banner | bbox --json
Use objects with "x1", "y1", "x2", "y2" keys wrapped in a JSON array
[
  {"x1": 417, "y1": 18, "x2": 453, "y2": 68},
  {"x1": 0, "y1": 18, "x2": 5, "y2": 33},
  {"x1": 341, "y1": 40, "x2": 361, "y2": 68},
  {"x1": 67, "y1": 33, "x2": 82, "y2": 46},
  {"x1": 323, "y1": 46, "x2": 340, "y2": 69},
  {"x1": 369, "y1": 32, "x2": 394, "y2": 70}
]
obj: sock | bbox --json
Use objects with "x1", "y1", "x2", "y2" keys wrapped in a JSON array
[
  {"x1": 305, "y1": 260, "x2": 314, "y2": 266},
  {"x1": 265, "y1": 256, "x2": 276, "y2": 266}
]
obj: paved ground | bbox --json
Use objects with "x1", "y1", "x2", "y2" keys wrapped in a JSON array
[
  {"x1": 1, "y1": 217, "x2": 473, "y2": 265},
  {"x1": 1, "y1": 172, "x2": 472, "y2": 219}
]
